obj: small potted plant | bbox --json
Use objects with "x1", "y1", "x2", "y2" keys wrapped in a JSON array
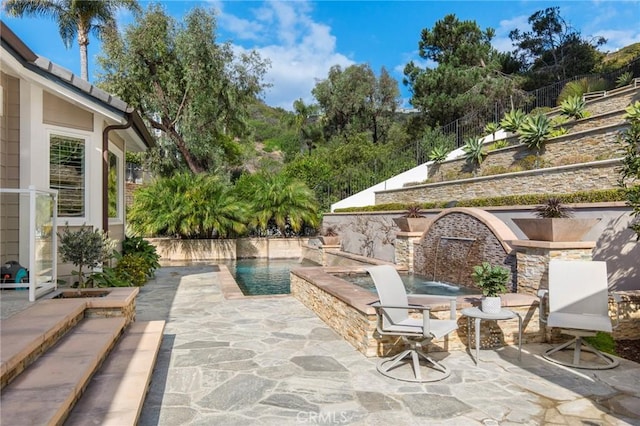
[
  {"x1": 513, "y1": 197, "x2": 600, "y2": 242},
  {"x1": 471, "y1": 262, "x2": 510, "y2": 314},
  {"x1": 319, "y1": 227, "x2": 340, "y2": 246},
  {"x1": 393, "y1": 204, "x2": 432, "y2": 233}
]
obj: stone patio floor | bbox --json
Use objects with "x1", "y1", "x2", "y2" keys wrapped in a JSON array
[{"x1": 3, "y1": 264, "x2": 640, "y2": 425}]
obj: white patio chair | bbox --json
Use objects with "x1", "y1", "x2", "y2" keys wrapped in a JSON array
[
  {"x1": 538, "y1": 260, "x2": 621, "y2": 369},
  {"x1": 365, "y1": 265, "x2": 458, "y2": 382}
]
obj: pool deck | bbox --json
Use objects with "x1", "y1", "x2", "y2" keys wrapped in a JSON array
[{"x1": 3, "y1": 264, "x2": 640, "y2": 424}]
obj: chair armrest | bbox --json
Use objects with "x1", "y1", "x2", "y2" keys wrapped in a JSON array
[
  {"x1": 537, "y1": 289, "x2": 548, "y2": 324},
  {"x1": 409, "y1": 295, "x2": 457, "y2": 319},
  {"x1": 371, "y1": 301, "x2": 431, "y2": 312}
]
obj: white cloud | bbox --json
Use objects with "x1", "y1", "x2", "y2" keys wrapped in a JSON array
[
  {"x1": 492, "y1": 15, "x2": 528, "y2": 53},
  {"x1": 595, "y1": 29, "x2": 640, "y2": 52},
  {"x1": 219, "y1": 1, "x2": 353, "y2": 110}
]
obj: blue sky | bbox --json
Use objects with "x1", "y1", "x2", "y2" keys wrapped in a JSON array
[{"x1": 3, "y1": 1, "x2": 639, "y2": 109}]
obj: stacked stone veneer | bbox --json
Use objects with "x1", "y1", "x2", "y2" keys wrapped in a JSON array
[
  {"x1": 413, "y1": 208, "x2": 518, "y2": 290},
  {"x1": 513, "y1": 241, "x2": 596, "y2": 296},
  {"x1": 394, "y1": 232, "x2": 422, "y2": 271},
  {"x1": 290, "y1": 269, "x2": 542, "y2": 356},
  {"x1": 377, "y1": 159, "x2": 619, "y2": 205}
]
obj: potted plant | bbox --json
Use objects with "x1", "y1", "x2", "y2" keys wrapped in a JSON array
[
  {"x1": 393, "y1": 204, "x2": 432, "y2": 232},
  {"x1": 319, "y1": 227, "x2": 340, "y2": 246},
  {"x1": 471, "y1": 262, "x2": 510, "y2": 314},
  {"x1": 513, "y1": 197, "x2": 600, "y2": 242}
]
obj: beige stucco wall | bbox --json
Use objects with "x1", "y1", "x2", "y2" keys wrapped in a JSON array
[
  {"x1": 0, "y1": 72, "x2": 21, "y2": 262},
  {"x1": 42, "y1": 91, "x2": 93, "y2": 131}
]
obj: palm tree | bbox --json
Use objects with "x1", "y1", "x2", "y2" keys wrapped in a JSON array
[
  {"x1": 3, "y1": 0, "x2": 139, "y2": 81},
  {"x1": 236, "y1": 172, "x2": 320, "y2": 236}
]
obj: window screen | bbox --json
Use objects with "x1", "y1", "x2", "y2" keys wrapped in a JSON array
[{"x1": 50, "y1": 135, "x2": 85, "y2": 217}]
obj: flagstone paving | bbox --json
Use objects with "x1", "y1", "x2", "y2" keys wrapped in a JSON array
[{"x1": 134, "y1": 265, "x2": 640, "y2": 425}]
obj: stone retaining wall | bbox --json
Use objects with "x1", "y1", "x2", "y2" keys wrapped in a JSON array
[
  {"x1": 377, "y1": 159, "x2": 620, "y2": 205},
  {"x1": 424, "y1": 123, "x2": 625, "y2": 184},
  {"x1": 148, "y1": 237, "x2": 308, "y2": 261},
  {"x1": 291, "y1": 268, "x2": 543, "y2": 356}
]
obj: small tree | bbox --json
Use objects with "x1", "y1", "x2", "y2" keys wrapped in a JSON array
[
  {"x1": 618, "y1": 102, "x2": 640, "y2": 240},
  {"x1": 58, "y1": 226, "x2": 115, "y2": 288}
]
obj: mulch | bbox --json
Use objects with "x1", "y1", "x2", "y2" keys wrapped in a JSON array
[{"x1": 615, "y1": 339, "x2": 640, "y2": 364}]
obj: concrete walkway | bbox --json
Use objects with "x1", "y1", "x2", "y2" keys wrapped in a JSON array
[{"x1": 135, "y1": 265, "x2": 640, "y2": 425}]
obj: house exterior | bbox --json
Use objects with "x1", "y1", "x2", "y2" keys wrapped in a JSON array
[{"x1": 0, "y1": 21, "x2": 154, "y2": 285}]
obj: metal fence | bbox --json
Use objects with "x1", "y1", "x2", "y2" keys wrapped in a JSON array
[{"x1": 317, "y1": 57, "x2": 640, "y2": 209}]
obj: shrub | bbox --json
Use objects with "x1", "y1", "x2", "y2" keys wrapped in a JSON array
[
  {"x1": 549, "y1": 127, "x2": 568, "y2": 138},
  {"x1": 488, "y1": 140, "x2": 510, "y2": 151},
  {"x1": 518, "y1": 154, "x2": 547, "y2": 170},
  {"x1": 115, "y1": 254, "x2": 149, "y2": 287},
  {"x1": 557, "y1": 78, "x2": 609, "y2": 104},
  {"x1": 122, "y1": 236, "x2": 160, "y2": 278},
  {"x1": 618, "y1": 101, "x2": 640, "y2": 240},
  {"x1": 481, "y1": 165, "x2": 512, "y2": 176},
  {"x1": 85, "y1": 267, "x2": 130, "y2": 288}
]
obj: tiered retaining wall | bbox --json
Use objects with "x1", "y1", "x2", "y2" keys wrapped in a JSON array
[{"x1": 377, "y1": 159, "x2": 620, "y2": 205}]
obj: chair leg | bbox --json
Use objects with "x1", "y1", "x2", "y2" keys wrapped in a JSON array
[
  {"x1": 377, "y1": 345, "x2": 451, "y2": 382},
  {"x1": 543, "y1": 336, "x2": 619, "y2": 370}
]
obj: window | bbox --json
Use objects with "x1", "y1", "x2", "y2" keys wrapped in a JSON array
[
  {"x1": 108, "y1": 145, "x2": 123, "y2": 221},
  {"x1": 49, "y1": 134, "x2": 85, "y2": 217}
]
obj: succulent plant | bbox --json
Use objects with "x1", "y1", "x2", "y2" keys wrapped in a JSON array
[
  {"x1": 462, "y1": 137, "x2": 486, "y2": 174},
  {"x1": 616, "y1": 71, "x2": 633, "y2": 88},
  {"x1": 535, "y1": 197, "x2": 573, "y2": 218},
  {"x1": 428, "y1": 145, "x2": 449, "y2": 163},
  {"x1": 404, "y1": 203, "x2": 426, "y2": 218},
  {"x1": 499, "y1": 109, "x2": 527, "y2": 133},
  {"x1": 560, "y1": 95, "x2": 587, "y2": 120},
  {"x1": 518, "y1": 114, "x2": 552, "y2": 152}
]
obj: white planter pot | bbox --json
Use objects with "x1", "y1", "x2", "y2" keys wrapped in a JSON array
[{"x1": 481, "y1": 296, "x2": 502, "y2": 314}]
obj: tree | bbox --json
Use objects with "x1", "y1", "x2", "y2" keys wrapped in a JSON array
[
  {"x1": 509, "y1": 7, "x2": 606, "y2": 88},
  {"x1": 283, "y1": 98, "x2": 322, "y2": 154},
  {"x1": 312, "y1": 64, "x2": 399, "y2": 143},
  {"x1": 618, "y1": 102, "x2": 640, "y2": 240},
  {"x1": 404, "y1": 14, "x2": 522, "y2": 127},
  {"x1": 128, "y1": 173, "x2": 248, "y2": 238},
  {"x1": 234, "y1": 171, "x2": 320, "y2": 236},
  {"x1": 97, "y1": 5, "x2": 269, "y2": 174},
  {"x1": 3, "y1": 0, "x2": 139, "y2": 81}
]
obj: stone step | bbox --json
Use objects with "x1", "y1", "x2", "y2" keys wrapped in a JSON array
[
  {"x1": 0, "y1": 316, "x2": 127, "y2": 426},
  {"x1": 65, "y1": 320, "x2": 166, "y2": 426},
  {"x1": 0, "y1": 299, "x2": 86, "y2": 389}
]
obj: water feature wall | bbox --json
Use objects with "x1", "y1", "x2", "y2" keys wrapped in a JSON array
[{"x1": 414, "y1": 208, "x2": 518, "y2": 290}]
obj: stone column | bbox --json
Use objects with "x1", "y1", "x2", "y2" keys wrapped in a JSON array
[
  {"x1": 394, "y1": 232, "x2": 423, "y2": 272},
  {"x1": 512, "y1": 240, "x2": 596, "y2": 296},
  {"x1": 319, "y1": 244, "x2": 341, "y2": 266}
]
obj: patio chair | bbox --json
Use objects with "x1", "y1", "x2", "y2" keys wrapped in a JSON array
[
  {"x1": 538, "y1": 260, "x2": 621, "y2": 370},
  {"x1": 365, "y1": 265, "x2": 458, "y2": 382}
]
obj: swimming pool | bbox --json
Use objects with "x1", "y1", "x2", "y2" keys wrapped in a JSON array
[
  {"x1": 225, "y1": 258, "x2": 318, "y2": 296},
  {"x1": 338, "y1": 273, "x2": 477, "y2": 296}
]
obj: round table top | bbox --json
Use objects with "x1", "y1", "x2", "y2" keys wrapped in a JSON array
[{"x1": 461, "y1": 306, "x2": 518, "y2": 320}]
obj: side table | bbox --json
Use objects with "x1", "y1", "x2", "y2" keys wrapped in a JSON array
[{"x1": 461, "y1": 307, "x2": 522, "y2": 365}]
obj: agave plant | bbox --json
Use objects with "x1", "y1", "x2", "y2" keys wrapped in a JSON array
[
  {"x1": 518, "y1": 114, "x2": 552, "y2": 153},
  {"x1": 616, "y1": 71, "x2": 633, "y2": 88},
  {"x1": 462, "y1": 137, "x2": 486, "y2": 175},
  {"x1": 560, "y1": 95, "x2": 587, "y2": 120},
  {"x1": 624, "y1": 101, "x2": 640, "y2": 123},
  {"x1": 428, "y1": 145, "x2": 449, "y2": 163},
  {"x1": 499, "y1": 109, "x2": 526, "y2": 133},
  {"x1": 484, "y1": 122, "x2": 500, "y2": 141}
]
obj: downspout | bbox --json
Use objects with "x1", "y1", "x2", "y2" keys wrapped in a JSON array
[{"x1": 102, "y1": 113, "x2": 133, "y2": 233}]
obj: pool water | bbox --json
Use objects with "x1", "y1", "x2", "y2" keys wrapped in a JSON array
[
  {"x1": 225, "y1": 258, "x2": 318, "y2": 296},
  {"x1": 341, "y1": 274, "x2": 478, "y2": 296}
]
